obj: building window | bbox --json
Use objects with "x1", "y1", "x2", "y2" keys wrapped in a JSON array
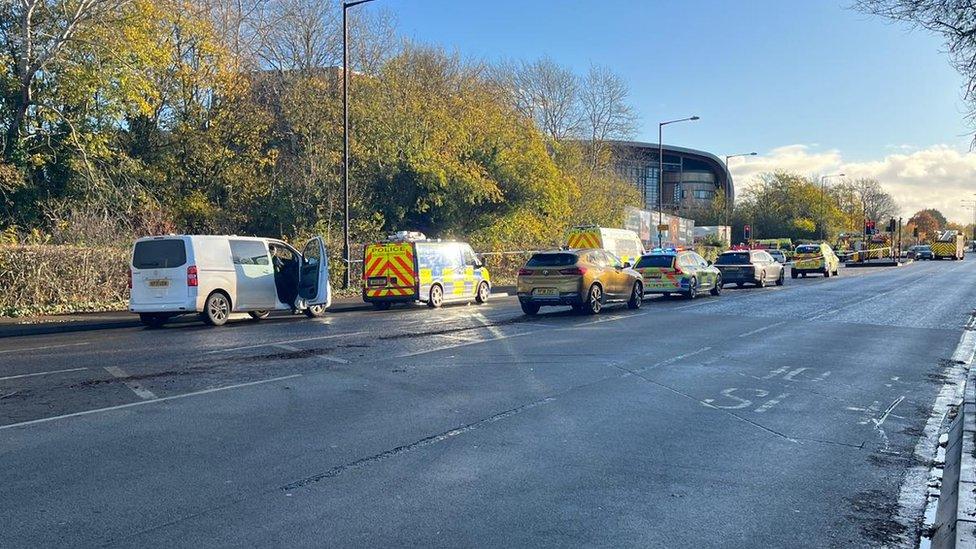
[{"x1": 692, "y1": 190, "x2": 716, "y2": 200}]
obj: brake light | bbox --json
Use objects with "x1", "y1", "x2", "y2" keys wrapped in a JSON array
[
  {"x1": 127, "y1": 269, "x2": 132, "y2": 289},
  {"x1": 517, "y1": 268, "x2": 533, "y2": 276},
  {"x1": 559, "y1": 266, "x2": 588, "y2": 276},
  {"x1": 187, "y1": 265, "x2": 198, "y2": 287}
]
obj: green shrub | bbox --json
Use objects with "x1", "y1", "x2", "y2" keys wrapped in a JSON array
[{"x1": 0, "y1": 245, "x2": 129, "y2": 317}]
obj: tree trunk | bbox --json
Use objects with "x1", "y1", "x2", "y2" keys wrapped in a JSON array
[{"x1": 4, "y1": 85, "x2": 30, "y2": 163}]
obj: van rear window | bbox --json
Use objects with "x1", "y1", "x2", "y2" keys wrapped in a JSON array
[
  {"x1": 526, "y1": 253, "x2": 577, "y2": 267},
  {"x1": 133, "y1": 240, "x2": 186, "y2": 269}
]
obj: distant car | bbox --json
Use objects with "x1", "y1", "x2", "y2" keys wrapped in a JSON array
[
  {"x1": 913, "y1": 245, "x2": 934, "y2": 260},
  {"x1": 517, "y1": 249, "x2": 643, "y2": 315},
  {"x1": 792, "y1": 243, "x2": 840, "y2": 278},
  {"x1": 768, "y1": 249, "x2": 788, "y2": 264},
  {"x1": 714, "y1": 249, "x2": 784, "y2": 288},
  {"x1": 635, "y1": 250, "x2": 722, "y2": 299}
]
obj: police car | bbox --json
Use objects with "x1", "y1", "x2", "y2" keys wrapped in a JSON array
[{"x1": 634, "y1": 249, "x2": 722, "y2": 299}]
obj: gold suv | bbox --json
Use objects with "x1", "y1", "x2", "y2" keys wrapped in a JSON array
[{"x1": 516, "y1": 249, "x2": 643, "y2": 315}]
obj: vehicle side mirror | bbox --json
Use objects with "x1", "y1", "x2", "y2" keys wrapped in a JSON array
[{"x1": 622, "y1": 261, "x2": 632, "y2": 268}]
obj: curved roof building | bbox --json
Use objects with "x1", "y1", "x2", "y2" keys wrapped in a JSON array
[{"x1": 609, "y1": 141, "x2": 734, "y2": 217}]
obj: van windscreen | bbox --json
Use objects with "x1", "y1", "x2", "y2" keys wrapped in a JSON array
[{"x1": 133, "y1": 239, "x2": 187, "y2": 269}]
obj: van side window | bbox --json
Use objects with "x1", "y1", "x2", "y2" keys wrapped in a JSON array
[
  {"x1": 231, "y1": 240, "x2": 270, "y2": 266},
  {"x1": 462, "y1": 246, "x2": 480, "y2": 267}
]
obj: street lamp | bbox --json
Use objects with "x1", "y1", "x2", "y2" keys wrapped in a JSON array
[
  {"x1": 819, "y1": 173, "x2": 845, "y2": 241},
  {"x1": 342, "y1": 0, "x2": 378, "y2": 289},
  {"x1": 723, "y1": 152, "x2": 756, "y2": 226},
  {"x1": 658, "y1": 116, "x2": 700, "y2": 247}
]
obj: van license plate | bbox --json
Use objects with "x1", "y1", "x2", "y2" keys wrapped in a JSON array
[
  {"x1": 367, "y1": 276, "x2": 388, "y2": 288},
  {"x1": 148, "y1": 279, "x2": 169, "y2": 288},
  {"x1": 533, "y1": 288, "x2": 557, "y2": 296}
]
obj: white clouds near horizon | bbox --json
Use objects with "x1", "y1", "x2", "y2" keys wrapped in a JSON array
[{"x1": 729, "y1": 144, "x2": 976, "y2": 224}]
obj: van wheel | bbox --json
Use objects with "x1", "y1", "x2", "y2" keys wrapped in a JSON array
[
  {"x1": 628, "y1": 282, "x2": 643, "y2": 309},
  {"x1": 139, "y1": 313, "x2": 166, "y2": 328},
  {"x1": 428, "y1": 284, "x2": 444, "y2": 308},
  {"x1": 475, "y1": 281, "x2": 490, "y2": 304},
  {"x1": 249, "y1": 310, "x2": 270, "y2": 320},
  {"x1": 304, "y1": 304, "x2": 326, "y2": 318},
  {"x1": 791, "y1": 270, "x2": 798, "y2": 279},
  {"x1": 585, "y1": 284, "x2": 603, "y2": 315},
  {"x1": 373, "y1": 302, "x2": 392, "y2": 311},
  {"x1": 521, "y1": 302, "x2": 540, "y2": 315},
  {"x1": 823, "y1": 268, "x2": 830, "y2": 278},
  {"x1": 202, "y1": 292, "x2": 230, "y2": 326}
]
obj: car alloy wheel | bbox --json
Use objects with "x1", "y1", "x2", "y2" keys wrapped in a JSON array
[
  {"x1": 428, "y1": 284, "x2": 444, "y2": 308},
  {"x1": 586, "y1": 284, "x2": 603, "y2": 315},
  {"x1": 686, "y1": 277, "x2": 697, "y2": 299},
  {"x1": 628, "y1": 282, "x2": 643, "y2": 309},
  {"x1": 204, "y1": 292, "x2": 229, "y2": 326},
  {"x1": 476, "y1": 281, "x2": 490, "y2": 304},
  {"x1": 710, "y1": 276, "x2": 722, "y2": 296}
]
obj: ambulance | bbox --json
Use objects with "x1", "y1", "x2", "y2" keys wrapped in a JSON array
[
  {"x1": 363, "y1": 232, "x2": 491, "y2": 310},
  {"x1": 565, "y1": 226, "x2": 644, "y2": 266},
  {"x1": 932, "y1": 230, "x2": 966, "y2": 260}
]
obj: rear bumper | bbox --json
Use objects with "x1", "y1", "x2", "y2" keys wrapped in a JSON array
[
  {"x1": 129, "y1": 298, "x2": 198, "y2": 314},
  {"x1": 716, "y1": 270, "x2": 757, "y2": 283},
  {"x1": 517, "y1": 292, "x2": 584, "y2": 306}
]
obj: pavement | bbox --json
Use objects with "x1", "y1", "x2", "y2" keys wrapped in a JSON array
[{"x1": 1, "y1": 261, "x2": 975, "y2": 547}]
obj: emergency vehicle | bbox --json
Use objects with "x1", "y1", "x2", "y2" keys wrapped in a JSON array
[
  {"x1": 791, "y1": 243, "x2": 840, "y2": 278},
  {"x1": 565, "y1": 226, "x2": 644, "y2": 266},
  {"x1": 931, "y1": 230, "x2": 966, "y2": 260},
  {"x1": 363, "y1": 232, "x2": 491, "y2": 310}
]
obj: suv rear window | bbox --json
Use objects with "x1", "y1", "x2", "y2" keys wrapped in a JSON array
[
  {"x1": 132, "y1": 239, "x2": 186, "y2": 269},
  {"x1": 716, "y1": 252, "x2": 752, "y2": 265},
  {"x1": 795, "y1": 245, "x2": 820, "y2": 254},
  {"x1": 635, "y1": 255, "x2": 675, "y2": 268},
  {"x1": 526, "y1": 253, "x2": 577, "y2": 267}
]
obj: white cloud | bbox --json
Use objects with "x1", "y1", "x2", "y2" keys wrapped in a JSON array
[{"x1": 730, "y1": 144, "x2": 976, "y2": 224}]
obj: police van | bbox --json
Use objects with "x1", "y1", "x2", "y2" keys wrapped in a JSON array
[
  {"x1": 363, "y1": 232, "x2": 491, "y2": 310},
  {"x1": 566, "y1": 226, "x2": 644, "y2": 266},
  {"x1": 129, "y1": 235, "x2": 331, "y2": 327}
]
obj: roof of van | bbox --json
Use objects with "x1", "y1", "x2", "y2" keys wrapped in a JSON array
[{"x1": 135, "y1": 235, "x2": 271, "y2": 241}]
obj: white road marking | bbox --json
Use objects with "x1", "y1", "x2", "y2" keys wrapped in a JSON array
[
  {"x1": 737, "y1": 321, "x2": 786, "y2": 338},
  {"x1": 103, "y1": 366, "x2": 158, "y2": 400},
  {"x1": 0, "y1": 342, "x2": 90, "y2": 355},
  {"x1": 755, "y1": 393, "x2": 790, "y2": 413},
  {"x1": 204, "y1": 331, "x2": 368, "y2": 354},
  {"x1": 0, "y1": 374, "x2": 302, "y2": 431},
  {"x1": 273, "y1": 344, "x2": 349, "y2": 364},
  {"x1": 0, "y1": 367, "x2": 88, "y2": 381}
]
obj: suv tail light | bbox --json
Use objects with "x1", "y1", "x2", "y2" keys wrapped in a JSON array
[
  {"x1": 127, "y1": 268, "x2": 132, "y2": 289},
  {"x1": 559, "y1": 266, "x2": 588, "y2": 276},
  {"x1": 187, "y1": 265, "x2": 199, "y2": 287},
  {"x1": 517, "y1": 268, "x2": 533, "y2": 276}
]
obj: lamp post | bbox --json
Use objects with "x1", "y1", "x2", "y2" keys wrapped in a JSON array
[
  {"x1": 723, "y1": 152, "x2": 756, "y2": 227},
  {"x1": 819, "y1": 173, "x2": 845, "y2": 241},
  {"x1": 342, "y1": 0, "x2": 378, "y2": 289},
  {"x1": 658, "y1": 116, "x2": 700, "y2": 247}
]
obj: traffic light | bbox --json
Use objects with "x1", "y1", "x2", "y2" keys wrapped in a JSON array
[
  {"x1": 865, "y1": 220, "x2": 876, "y2": 235},
  {"x1": 743, "y1": 224, "x2": 752, "y2": 241},
  {"x1": 887, "y1": 218, "x2": 896, "y2": 232}
]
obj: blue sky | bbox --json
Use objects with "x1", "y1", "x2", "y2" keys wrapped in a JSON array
[{"x1": 361, "y1": 0, "x2": 976, "y2": 222}]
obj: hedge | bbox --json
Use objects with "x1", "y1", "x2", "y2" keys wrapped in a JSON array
[{"x1": 0, "y1": 245, "x2": 129, "y2": 317}]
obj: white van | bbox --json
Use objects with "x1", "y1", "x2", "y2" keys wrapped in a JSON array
[{"x1": 129, "y1": 235, "x2": 331, "y2": 327}]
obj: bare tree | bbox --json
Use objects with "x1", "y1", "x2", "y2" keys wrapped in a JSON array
[
  {"x1": 852, "y1": 177, "x2": 899, "y2": 222},
  {"x1": 495, "y1": 56, "x2": 583, "y2": 143},
  {"x1": 857, "y1": 0, "x2": 976, "y2": 144},
  {"x1": 581, "y1": 63, "x2": 637, "y2": 143},
  {"x1": 0, "y1": 0, "x2": 131, "y2": 159},
  {"x1": 253, "y1": 0, "x2": 341, "y2": 73}
]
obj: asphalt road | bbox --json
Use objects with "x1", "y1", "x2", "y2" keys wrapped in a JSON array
[{"x1": 2, "y1": 259, "x2": 975, "y2": 547}]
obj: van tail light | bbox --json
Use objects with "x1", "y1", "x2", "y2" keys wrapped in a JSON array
[
  {"x1": 127, "y1": 269, "x2": 132, "y2": 289},
  {"x1": 517, "y1": 268, "x2": 533, "y2": 276},
  {"x1": 559, "y1": 266, "x2": 588, "y2": 276},
  {"x1": 187, "y1": 265, "x2": 199, "y2": 287}
]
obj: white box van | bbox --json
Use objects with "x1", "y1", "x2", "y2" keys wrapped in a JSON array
[{"x1": 129, "y1": 235, "x2": 331, "y2": 327}]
